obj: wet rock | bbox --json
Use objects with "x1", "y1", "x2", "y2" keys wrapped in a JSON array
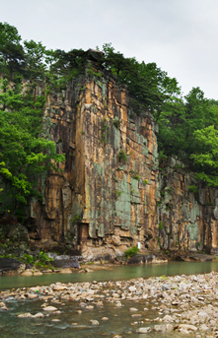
[
  {"x1": 43, "y1": 306, "x2": 58, "y2": 312},
  {"x1": 21, "y1": 270, "x2": 32, "y2": 276},
  {"x1": 0, "y1": 301, "x2": 9, "y2": 311},
  {"x1": 60, "y1": 268, "x2": 72, "y2": 274},
  {"x1": 115, "y1": 302, "x2": 122, "y2": 307},
  {"x1": 162, "y1": 315, "x2": 174, "y2": 322},
  {"x1": 90, "y1": 319, "x2": 99, "y2": 325},
  {"x1": 136, "y1": 327, "x2": 151, "y2": 333},
  {"x1": 129, "y1": 307, "x2": 138, "y2": 312},
  {"x1": 32, "y1": 312, "x2": 44, "y2": 318},
  {"x1": 177, "y1": 324, "x2": 198, "y2": 331},
  {"x1": 33, "y1": 271, "x2": 43, "y2": 276},
  {"x1": 127, "y1": 255, "x2": 153, "y2": 265},
  {"x1": 18, "y1": 313, "x2": 32, "y2": 318},
  {"x1": 26, "y1": 293, "x2": 38, "y2": 299},
  {"x1": 154, "y1": 324, "x2": 173, "y2": 332},
  {"x1": 51, "y1": 259, "x2": 80, "y2": 269}
]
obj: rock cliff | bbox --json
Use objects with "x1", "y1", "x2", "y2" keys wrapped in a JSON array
[
  {"x1": 159, "y1": 157, "x2": 218, "y2": 254},
  {"x1": 29, "y1": 54, "x2": 218, "y2": 258}
]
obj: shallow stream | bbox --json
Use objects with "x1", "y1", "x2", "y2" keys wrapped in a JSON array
[
  {"x1": 1, "y1": 260, "x2": 218, "y2": 291},
  {"x1": 1, "y1": 261, "x2": 218, "y2": 337}
]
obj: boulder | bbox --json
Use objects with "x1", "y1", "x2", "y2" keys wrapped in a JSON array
[
  {"x1": 0, "y1": 258, "x2": 22, "y2": 273},
  {"x1": 51, "y1": 259, "x2": 80, "y2": 269}
]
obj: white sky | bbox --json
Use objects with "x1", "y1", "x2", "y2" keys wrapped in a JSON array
[{"x1": 2, "y1": 0, "x2": 218, "y2": 99}]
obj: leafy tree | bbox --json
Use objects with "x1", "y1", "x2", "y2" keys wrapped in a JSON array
[
  {"x1": 0, "y1": 22, "x2": 25, "y2": 79},
  {"x1": 190, "y1": 126, "x2": 218, "y2": 186},
  {"x1": 0, "y1": 79, "x2": 65, "y2": 231},
  {"x1": 100, "y1": 43, "x2": 181, "y2": 115},
  {"x1": 23, "y1": 40, "x2": 46, "y2": 81},
  {"x1": 156, "y1": 87, "x2": 218, "y2": 158}
]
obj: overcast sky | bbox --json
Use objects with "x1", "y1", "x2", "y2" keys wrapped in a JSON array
[{"x1": 2, "y1": 0, "x2": 218, "y2": 99}]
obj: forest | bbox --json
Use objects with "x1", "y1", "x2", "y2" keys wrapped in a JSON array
[{"x1": 1, "y1": 21, "x2": 218, "y2": 226}]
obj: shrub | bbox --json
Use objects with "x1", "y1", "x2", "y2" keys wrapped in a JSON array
[
  {"x1": 188, "y1": 185, "x2": 198, "y2": 193},
  {"x1": 118, "y1": 150, "x2": 127, "y2": 162},
  {"x1": 124, "y1": 245, "x2": 139, "y2": 258},
  {"x1": 113, "y1": 119, "x2": 120, "y2": 129}
]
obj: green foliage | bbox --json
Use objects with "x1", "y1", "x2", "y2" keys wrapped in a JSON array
[
  {"x1": 38, "y1": 251, "x2": 53, "y2": 262},
  {"x1": 113, "y1": 118, "x2": 120, "y2": 129},
  {"x1": 100, "y1": 43, "x2": 180, "y2": 116},
  {"x1": 22, "y1": 253, "x2": 35, "y2": 264},
  {"x1": 101, "y1": 119, "x2": 109, "y2": 144},
  {"x1": 143, "y1": 180, "x2": 148, "y2": 185},
  {"x1": 188, "y1": 185, "x2": 199, "y2": 193},
  {"x1": 114, "y1": 190, "x2": 123, "y2": 198},
  {"x1": 0, "y1": 22, "x2": 25, "y2": 79},
  {"x1": 0, "y1": 79, "x2": 65, "y2": 223},
  {"x1": 159, "y1": 221, "x2": 163, "y2": 230},
  {"x1": 118, "y1": 150, "x2": 127, "y2": 162},
  {"x1": 124, "y1": 245, "x2": 139, "y2": 258},
  {"x1": 2, "y1": 21, "x2": 218, "y2": 192},
  {"x1": 133, "y1": 175, "x2": 140, "y2": 180},
  {"x1": 190, "y1": 126, "x2": 218, "y2": 186}
]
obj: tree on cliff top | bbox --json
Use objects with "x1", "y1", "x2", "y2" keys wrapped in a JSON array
[
  {"x1": 0, "y1": 22, "x2": 26, "y2": 80},
  {"x1": 101, "y1": 43, "x2": 181, "y2": 113}
]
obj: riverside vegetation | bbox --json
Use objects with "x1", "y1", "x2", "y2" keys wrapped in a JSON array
[{"x1": 1, "y1": 21, "x2": 218, "y2": 238}]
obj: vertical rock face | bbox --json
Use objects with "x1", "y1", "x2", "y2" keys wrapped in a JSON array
[
  {"x1": 29, "y1": 59, "x2": 218, "y2": 257},
  {"x1": 78, "y1": 75, "x2": 159, "y2": 258},
  {"x1": 30, "y1": 65, "x2": 160, "y2": 257},
  {"x1": 159, "y1": 157, "x2": 218, "y2": 254}
]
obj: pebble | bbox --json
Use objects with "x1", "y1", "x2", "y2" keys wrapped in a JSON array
[
  {"x1": 43, "y1": 306, "x2": 58, "y2": 312},
  {"x1": 17, "y1": 313, "x2": 32, "y2": 318},
  {"x1": 90, "y1": 319, "x2": 99, "y2": 325},
  {"x1": 136, "y1": 327, "x2": 151, "y2": 333},
  {"x1": 129, "y1": 307, "x2": 138, "y2": 312}
]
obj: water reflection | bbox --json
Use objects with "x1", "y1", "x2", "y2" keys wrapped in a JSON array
[{"x1": 1, "y1": 260, "x2": 218, "y2": 290}]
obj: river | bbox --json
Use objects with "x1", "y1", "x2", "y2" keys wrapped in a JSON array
[
  {"x1": 1, "y1": 260, "x2": 218, "y2": 290},
  {"x1": 1, "y1": 261, "x2": 217, "y2": 337}
]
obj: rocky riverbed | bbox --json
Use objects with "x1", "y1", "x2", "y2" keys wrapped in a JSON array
[{"x1": 1, "y1": 272, "x2": 218, "y2": 337}]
